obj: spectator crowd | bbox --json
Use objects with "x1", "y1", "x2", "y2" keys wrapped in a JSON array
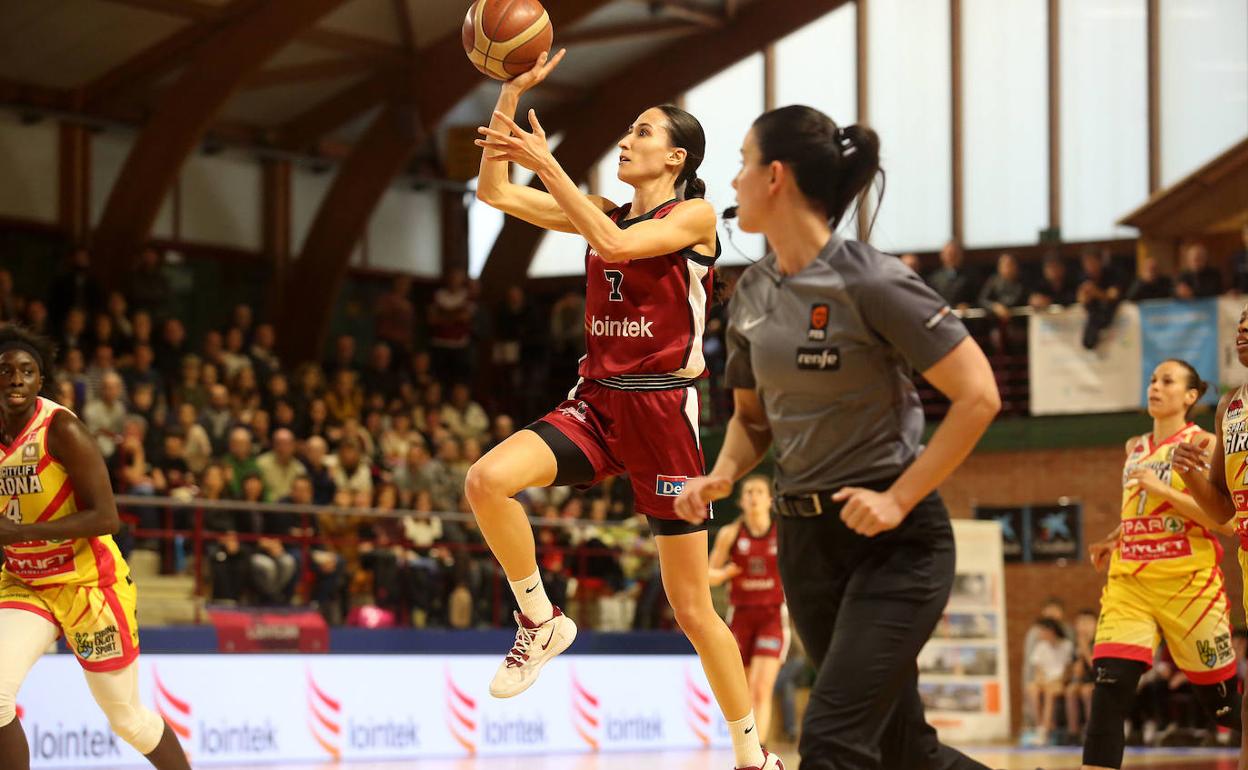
[{"x1": 0, "y1": 249, "x2": 672, "y2": 631}]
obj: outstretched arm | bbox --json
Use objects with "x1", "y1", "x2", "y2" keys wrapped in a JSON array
[
  {"x1": 474, "y1": 50, "x2": 613, "y2": 232},
  {"x1": 480, "y1": 110, "x2": 716, "y2": 263}
]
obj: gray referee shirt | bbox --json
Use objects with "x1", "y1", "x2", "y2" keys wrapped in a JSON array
[{"x1": 724, "y1": 235, "x2": 968, "y2": 497}]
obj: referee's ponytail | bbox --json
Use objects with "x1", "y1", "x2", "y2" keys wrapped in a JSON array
[{"x1": 752, "y1": 106, "x2": 884, "y2": 236}]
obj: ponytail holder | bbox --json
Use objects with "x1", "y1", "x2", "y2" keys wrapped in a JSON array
[{"x1": 837, "y1": 127, "x2": 857, "y2": 157}]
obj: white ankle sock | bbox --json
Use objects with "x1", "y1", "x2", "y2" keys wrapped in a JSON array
[
  {"x1": 728, "y1": 710, "x2": 765, "y2": 768},
  {"x1": 508, "y1": 569, "x2": 554, "y2": 624}
]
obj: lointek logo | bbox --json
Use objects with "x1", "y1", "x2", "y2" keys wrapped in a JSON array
[
  {"x1": 685, "y1": 668, "x2": 711, "y2": 747},
  {"x1": 307, "y1": 670, "x2": 342, "y2": 761},
  {"x1": 588, "y1": 315, "x2": 654, "y2": 338},
  {"x1": 444, "y1": 667, "x2": 478, "y2": 755},
  {"x1": 570, "y1": 665, "x2": 600, "y2": 751},
  {"x1": 153, "y1": 667, "x2": 191, "y2": 749}
]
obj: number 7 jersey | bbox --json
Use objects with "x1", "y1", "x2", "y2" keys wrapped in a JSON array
[
  {"x1": 1, "y1": 397, "x2": 129, "y2": 588},
  {"x1": 580, "y1": 199, "x2": 718, "y2": 388}
]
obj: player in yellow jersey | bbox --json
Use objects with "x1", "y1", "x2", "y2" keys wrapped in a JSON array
[
  {"x1": 0, "y1": 325, "x2": 189, "y2": 769},
  {"x1": 1082, "y1": 359, "x2": 1240, "y2": 770},
  {"x1": 1173, "y1": 308, "x2": 1248, "y2": 770}
]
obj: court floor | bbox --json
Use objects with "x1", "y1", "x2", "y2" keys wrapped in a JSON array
[{"x1": 89, "y1": 746, "x2": 1241, "y2": 770}]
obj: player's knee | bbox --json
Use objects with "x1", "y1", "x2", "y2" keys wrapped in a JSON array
[
  {"x1": 101, "y1": 702, "x2": 164, "y2": 755},
  {"x1": 1083, "y1": 658, "x2": 1145, "y2": 768},
  {"x1": 669, "y1": 601, "x2": 716, "y2": 640},
  {"x1": 464, "y1": 460, "x2": 512, "y2": 506},
  {"x1": 1194, "y1": 679, "x2": 1241, "y2": 729},
  {"x1": 0, "y1": 688, "x2": 16, "y2": 728}
]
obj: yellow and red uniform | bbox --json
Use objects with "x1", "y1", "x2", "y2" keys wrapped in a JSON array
[
  {"x1": 0, "y1": 397, "x2": 139, "y2": 672},
  {"x1": 1222, "y1": 386, "x2": 1248, "y2": 620},
  {"x1": 1094, "y1": 422, "x2": 1235, "y2": 683}
]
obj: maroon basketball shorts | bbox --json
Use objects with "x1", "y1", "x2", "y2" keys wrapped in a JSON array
[{"x1": 533, "y1": 379, "x2": 709, "y2": 535}]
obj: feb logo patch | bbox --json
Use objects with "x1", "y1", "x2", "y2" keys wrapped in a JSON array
[
  {"x1": 655, "y1": 475, "x2": 688, "y2": 497},
  {"x1": 807, "y1": 304, "x2": 829, "y2": 341},
  {"x1": 21, "y1": 441, "x2": 37, "y2": 462}
]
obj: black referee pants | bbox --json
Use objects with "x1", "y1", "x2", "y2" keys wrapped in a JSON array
[{"x1": 777, "y1": 493, "x2": 990, "y2": 770}]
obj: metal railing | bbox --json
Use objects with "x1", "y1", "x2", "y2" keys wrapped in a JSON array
[{"x1": 111, "y1": 495, "x2": 649, "y2": 628}]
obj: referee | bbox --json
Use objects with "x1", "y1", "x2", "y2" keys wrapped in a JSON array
[{"x1": 675, "y1": 105, "x2": 1001, "y2": 770}]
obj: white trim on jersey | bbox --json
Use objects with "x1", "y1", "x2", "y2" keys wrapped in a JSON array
[
  {"x1": 682, "y1": 386, "x2": 701, "y2": 450},
  {"x1": 673, "y1": 260, "x2": 710, "y2": 379}
]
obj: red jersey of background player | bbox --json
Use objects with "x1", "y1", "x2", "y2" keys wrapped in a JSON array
[
  {"x1": 581, "y1": 199, "x2": 716, "y2": 385},
  {"x1": 729, "y1": 521, "x2": 784, "y2": 608}
]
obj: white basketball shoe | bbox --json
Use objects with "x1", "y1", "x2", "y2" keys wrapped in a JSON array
[
  {"x1": 738, "y1": 749, "x2": 786, "y2": 770},
  {"x1": 488, "y1": 606, "x2": 577, "y2": 698}
]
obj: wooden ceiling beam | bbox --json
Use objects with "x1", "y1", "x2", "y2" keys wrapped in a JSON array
[
  {"x1": 85, "y1": 0, "x2": 266, "y2": 108},
  {"x1": 558, "y1": 19, "x2": 702, "y2": 46},
  {"x1": 96, "y1": 0, "x2": 406, "y2": 64},
  {"x1": 245, "y1": 58, "x2": 377, "y2": 89},
  {"x1": 91, "y1": 0, "x2": 352, "y2": 281},
  {"x1": 392, "y1": 0, "x2": 416, "y2": 55},
  {"x1": 277, "y1": 0, "x2": 616, "y2": 362},
  {"x1": 649, "y1": 0, "x2": 724, "y2": 27},
  {"x1": 277, "y1": 72, "x2": 392, "y2": 150}
]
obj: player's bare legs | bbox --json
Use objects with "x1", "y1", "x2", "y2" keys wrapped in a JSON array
[
  {"x1": 464, "y1": 429, "x2": 559, "y2": 580},
  {"x1": 0, "y1": 609, "x2": 58, "y2": 770},
  {"x1": 655, "y1": 532, "x2": 758, "y2": 758},
  {"x1": 465, "y1": 428, "x2": 577, "y2": 698},
  {"x1": 143, "y1": 724, "x2": 191, "y2": 769},
  {"x1": 747, "y1": 656, "x2": 782, "y2": 743}
]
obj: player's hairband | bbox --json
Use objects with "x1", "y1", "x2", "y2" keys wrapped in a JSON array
[{"x1": 0, "y1": 341, "x2": 44, "y2": 373}]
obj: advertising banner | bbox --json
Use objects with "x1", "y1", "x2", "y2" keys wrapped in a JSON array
[
  {"x1": 1138, "y1": 298, "x2": 1219, "y2": 406},
  {"x1": 918, "y1": 520, "x2": 1011, "y2": 743},
  {"x1": 1029, "y1": 304, "x2": 1142, "y2": 415}
]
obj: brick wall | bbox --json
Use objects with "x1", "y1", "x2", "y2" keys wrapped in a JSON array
[{"x1": 939, "y1": 446, "x2": 1244, "y2": 733}]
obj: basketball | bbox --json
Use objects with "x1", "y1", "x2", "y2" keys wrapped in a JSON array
[{"x1": 462, "y1": 0, "x2": 554, "y2": 81}]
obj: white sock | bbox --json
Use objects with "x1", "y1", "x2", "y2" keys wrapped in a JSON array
[
  {"x1": 508, "y1": 569, "x2": 554, "y2": 624},
  {"x1": 728, "y1": 710, "x2": 765, "y2": 768}
]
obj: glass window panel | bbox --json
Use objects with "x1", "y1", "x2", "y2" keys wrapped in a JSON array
[
  {"x1": 683, "y1": 53, "x2": 767, "y2": 265},
  {"x1": 962, "y1": 0, "x2": 1049, "y2": 248},
  {"x1": 867, "y1": 0, "x2": 952, "y2": 253},
  {"x1": 1060, "y1": 0, "x2": 1148, "y2": 241},
  {"x1": 775, "y1": 4, "x2": 857, "y2": 125},
  {"x1": 1159, "y1": 0, "x2": 1248, "y2": 186}
]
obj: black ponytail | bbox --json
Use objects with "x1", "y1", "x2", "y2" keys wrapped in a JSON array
[
  {"x1": 752, "y1": 105, "x2": 884, "y2": 235},
  {"x1": 656, "y1": 104, "x2": 707, "y2": 201}
]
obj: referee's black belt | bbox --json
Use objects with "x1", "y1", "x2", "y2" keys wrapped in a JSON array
[
  {"x1": 774, "y1": 477, "x2": 902, "y2": 518},
  {"x1": 774, "y1": 490, "x2": 838, "y2": 518}
]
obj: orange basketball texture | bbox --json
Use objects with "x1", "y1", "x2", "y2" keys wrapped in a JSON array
[{"x1": 462, "y1": 0, "x2": 554, "y2": 81}]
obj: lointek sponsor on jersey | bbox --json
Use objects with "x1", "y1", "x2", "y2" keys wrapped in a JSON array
[
  {"x1": 30, "y1": 722, "x2": 121, "y2": 760},
  {"x1": 588, "y1": 315, "x2": 654, "y2": 338}
]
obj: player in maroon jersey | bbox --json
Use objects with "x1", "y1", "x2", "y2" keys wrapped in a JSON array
[
  {"x1": 709, "y1": 476, "x2": 788, "y2": 746},
  {"x1": 469, "y1": 51, "x2": 782, "y2": 770}
]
